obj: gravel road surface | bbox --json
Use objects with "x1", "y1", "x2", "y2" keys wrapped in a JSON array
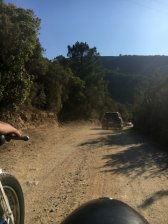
[{"x1": 0, "y1": 122, "x2": 168, "y2": 223}]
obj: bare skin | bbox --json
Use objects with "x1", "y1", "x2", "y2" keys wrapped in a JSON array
[
  {"x1": 0, "y1": 122, "x2": 167, "y2": 224},
  {"x1": 0, "y1": 121, "x2": 21, "y2": 136}
]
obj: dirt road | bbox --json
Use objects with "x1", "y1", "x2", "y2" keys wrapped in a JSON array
[{"x1": 0, "y1": 122, "x2": 168, "y2": 223}]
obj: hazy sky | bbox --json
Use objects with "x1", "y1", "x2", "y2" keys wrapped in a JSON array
[{"x1": 4, "y1": 0, "x2": 168, "y2": 59}]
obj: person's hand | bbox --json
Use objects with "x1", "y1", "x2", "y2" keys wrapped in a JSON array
[{"x1": 0, "y1": 121, "x2": 21, "y2": 136}]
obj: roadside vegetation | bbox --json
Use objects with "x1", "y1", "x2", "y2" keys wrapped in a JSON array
[
  {"x1": 133, "y1": 74, "x2": 168, "y2": 145},
  {"x1": 0, "y1": 1, "x2": 126, "y2": 121},
  {"x1": 1, "y1": 1, "x2": 168, "y2": 146}
]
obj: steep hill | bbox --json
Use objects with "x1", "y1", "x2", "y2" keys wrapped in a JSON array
[
  {"x1": 100, "y1": 55, "x2": 168, "y2": 76},
  {"x1": 100, "y1": 55, "x2": 168, "y2": 104}
]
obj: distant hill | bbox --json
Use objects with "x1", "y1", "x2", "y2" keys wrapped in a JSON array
[
  {"x1": 99, "y1": 55, "x2": 168, "y2": 104},
  {"x1": 100, "y1": 55, "x2": 168, "y2": 76}
]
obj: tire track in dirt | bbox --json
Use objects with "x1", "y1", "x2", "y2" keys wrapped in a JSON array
[
  {"x1": 0, "y1": 124, "x2": 168, "y2": 224},
  {"x1": 19, "y1": 123, "x2": 97, "y2": 224}
]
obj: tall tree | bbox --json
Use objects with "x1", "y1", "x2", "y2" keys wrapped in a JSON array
[
  {"x1": 67, "y1": 41, "x2": 107, "y2": 118},
  {"x1": 0, "y1": 2, "x2": 40, "y2": 110}
]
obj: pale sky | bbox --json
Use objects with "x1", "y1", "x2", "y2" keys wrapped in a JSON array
[{"x1": 4, "y1": 0, "x2": 168, "y2": 59}]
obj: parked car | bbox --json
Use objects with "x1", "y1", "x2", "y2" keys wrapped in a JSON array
[{"x1": 101, "y1": 112, "x2": 123, "y2": 130}]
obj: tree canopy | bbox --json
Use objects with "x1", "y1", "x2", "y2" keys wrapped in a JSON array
[
  {"x1": 0, "y1": 1, "x2": 122, "y2": 121},
  {"x1": 3, "y1": 1, "x2": 168, "y2": 148},
  {"x1": 0, "y1": 1, "x2": 40, "y2": 109}
]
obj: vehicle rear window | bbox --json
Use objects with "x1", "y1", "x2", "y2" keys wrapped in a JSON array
[{"x1": 105, "y1": 113, "x2": 119, "y2": 119}]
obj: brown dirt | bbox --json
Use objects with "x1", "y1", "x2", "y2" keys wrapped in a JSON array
[{"x1": 0, "y1": 122, "x2": 168, "y2": 223}]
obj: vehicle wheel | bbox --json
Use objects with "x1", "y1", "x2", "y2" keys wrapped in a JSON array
[
  {"x1": 0, "y1": 172, "x2": 24, "y2": 224},
  {"x1": 120, "y1": 124, "x2": 124, "y2": 130}
]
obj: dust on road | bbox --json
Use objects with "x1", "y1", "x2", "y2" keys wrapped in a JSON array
[{"x1": 0, "y1": 122, "x2": 168, "y2": 223}]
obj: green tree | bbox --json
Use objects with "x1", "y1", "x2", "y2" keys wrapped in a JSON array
[
  {"x1": 25, "y1": 42, "x2": 48, "y2": 109},
  {"x1": 44, "y1": 60, "x2": 74, "y2": 113},
  {"x1": 0, "y1": 2, "x2": 40, "y2": 110},
  {"x1": 133, "y1": 74, "x2": 168, "y2": 145},
  {"x1": 67, "y1": 41, "x2": 107, "y2": 118}
]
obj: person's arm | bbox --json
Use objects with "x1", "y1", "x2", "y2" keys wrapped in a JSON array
[{"x1": 0, "y1": 121, "x2": 21, "y2": 136}]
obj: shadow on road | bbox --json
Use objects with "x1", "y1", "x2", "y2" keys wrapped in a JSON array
[
  {"x1": 102, "y1": 144, "x2": 168, "y2": 178},
  {"x1": 79, "y1": 129, "x2": 144, "y2": 147},
  {"x1": 139, "y1": 190, "x2": 168, "y2": 209},
  {"x1": 79, "y1": 129, "x2": 168, "y2": 178}
]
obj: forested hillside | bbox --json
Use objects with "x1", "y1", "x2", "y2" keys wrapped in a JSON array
[
  {"x1": 101, "y1": 55, "x2": 168, "y2": 76},
  {"x1": 100, "y1": 56, "x2": 168, "y2": 104},
  {"x1": 0, "y1": 1, "x2": 123, "y2": 122},
  {"x1": 100, "y1": 56, "x2": 168, "y2": 146},
  {"x1": 1, "y1": 1, "x2": 168, "y2": 146}
]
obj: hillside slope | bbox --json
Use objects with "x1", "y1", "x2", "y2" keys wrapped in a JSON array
[{"x1": 100, "y1": 55, "x2": 168, "y2": 76}]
